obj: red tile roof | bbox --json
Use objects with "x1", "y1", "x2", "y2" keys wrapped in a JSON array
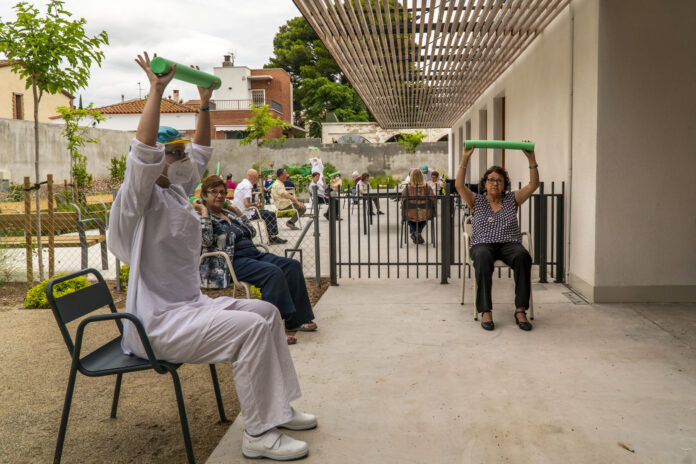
[{"x1": 93, "y1": 98, "x2": 198, "y2": 114}]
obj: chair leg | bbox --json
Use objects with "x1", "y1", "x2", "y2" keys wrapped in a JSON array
[
  {"x1": 167, "y1": 367, "x2": 195, "y2": 464},
  {"x1": 54, "y1": 362, "x2": 79, "y2": 464},
  {"x1": 209, "y1": 365, "x2": 228, "y2": 423},
  {"x1": 110, "y1": 373, "x2": 122, "y2": 418}
]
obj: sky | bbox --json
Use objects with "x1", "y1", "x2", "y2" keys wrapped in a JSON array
[{"x1": 0, "y1": 0, "x2": 302, "y2": 107}]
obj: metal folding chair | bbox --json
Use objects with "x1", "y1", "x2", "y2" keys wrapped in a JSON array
[
  {"x1": 460, "y1": 216, "x2": 535, "y2": 320},
  {"x1": 45, "y1": 268, "x2": 227, "y2": 464},
  {"x1": 200, "y1": 244, "x2": 269, "y2": 298}
]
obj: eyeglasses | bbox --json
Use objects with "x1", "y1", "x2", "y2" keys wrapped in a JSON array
[
  {"x1": 207, "y1": 189, "x2": 227, "y2": 197},
  {"x1": 486, "y1": 178, "x2": 504, "y2": 184},
  {"x1": 165, "y1": 147, "x2": 186, "y2": 157}
]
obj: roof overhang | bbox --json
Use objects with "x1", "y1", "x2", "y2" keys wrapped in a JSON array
[{"x1": 292, "y1": 0, "x2": 569, "y2": 128}]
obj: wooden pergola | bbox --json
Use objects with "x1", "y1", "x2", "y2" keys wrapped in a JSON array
[{"x1": 292, "y1": 0, "x2": 569, "y2": 128}]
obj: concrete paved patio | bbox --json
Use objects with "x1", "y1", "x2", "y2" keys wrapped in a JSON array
[{"x1": 207, "y1": 277, "x2": 696, "y2": 464}]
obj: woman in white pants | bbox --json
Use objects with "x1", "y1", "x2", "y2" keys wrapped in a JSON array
[{"x1": 108, "y1": 52, "x2": 316, "y2": 460}]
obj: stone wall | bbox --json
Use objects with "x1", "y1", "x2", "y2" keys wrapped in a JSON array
[
  {"x1": 0, "y1": 118, "x2": 450, "y2": 185},
  {"x1": 211, "y1": 138, "x2": 450, "y2": 180}
]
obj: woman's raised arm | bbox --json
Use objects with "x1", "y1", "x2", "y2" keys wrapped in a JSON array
[
  {"x1": 514, "y1": 144, "x2": 540, "y2": 206},
  {"x1": 455, "y1": 145, "x2": 476, "y2": 210}
]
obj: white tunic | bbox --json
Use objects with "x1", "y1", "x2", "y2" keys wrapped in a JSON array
[{"x1": 108, "y1": 139, "x2": 301, "y2": 433}]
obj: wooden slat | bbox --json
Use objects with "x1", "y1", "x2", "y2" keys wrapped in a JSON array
[{"x1": 292, "y1": 0, "x2": 570, "y2": 128}]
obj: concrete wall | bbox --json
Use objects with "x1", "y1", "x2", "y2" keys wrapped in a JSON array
[
  {"x1": 591, "y1": 0, "x2": 696, "y2": 302},
  {"x1": 0, "y1": 118, "x2": 134, "y2": 182},
  {"x1": 1, "y1": 118, "x2": 448, "y2": 184},
  {"x1": 322, "y1": 122, "x2": 450, "y2": 144},
  {"x1": 210, "y1": 138, "x2": 449, "y2": 181}
]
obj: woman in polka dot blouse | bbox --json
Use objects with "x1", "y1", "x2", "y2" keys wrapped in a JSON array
[{"x1": 454, "y1": 142, "x2": 539, "y2": 331}]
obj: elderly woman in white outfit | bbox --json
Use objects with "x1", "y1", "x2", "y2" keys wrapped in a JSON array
[{"x1": 108, "y1": 52, "x2": 316, "y2": 461}]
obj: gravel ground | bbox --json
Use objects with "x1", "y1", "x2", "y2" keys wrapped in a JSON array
[{"x1": 0, "y1": 278, "x2": 329, "y2": 463}]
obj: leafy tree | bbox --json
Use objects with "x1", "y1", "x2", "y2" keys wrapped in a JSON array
[
  {"x1": 240, "y1": 104, "x2": 290, "y2": 204},
  {"x1": 0, "y1": 0, "x2": 108, "y2": 280},
  {"x1": 397, "y1": 130, "x2": 427, "y2": 154},
  {"x1": 56, "y1": 105, "x2": 106, "y2": 202},
  {"x1": 301, "y1": 77, "x2": 370, "y2": 137},
  {"x1": 266, "y1": 16, "x2": 372, "y2": 130}
]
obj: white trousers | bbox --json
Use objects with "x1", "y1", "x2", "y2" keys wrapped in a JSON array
[{"x1": 188, "y1": 298, "x2": 301, "y2": 434}]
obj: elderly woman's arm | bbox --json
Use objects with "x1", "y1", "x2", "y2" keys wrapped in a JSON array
[
  {"x1": 455, "y1": 145, "x2": 476, "y2": 210},
  {"x1": 514, "y1": 146, "x2": 540, "y2": 206}
]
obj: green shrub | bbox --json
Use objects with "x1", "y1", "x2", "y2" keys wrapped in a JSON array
[
  {"x1": 368, "y1": 175, "x2": 400, "y2": 189},
  {"x1": 24, "y1": 273, "x2": 90, "y2": 309},
  {"x1": 119, "y1": 265, "x2": 129, "y2": 290},
  {"x1": 109, "y1": 154, "x2": 127, "y2": 186},
  {"x1": 6, "y1": 182, "x2": 25, "y2": 202}
]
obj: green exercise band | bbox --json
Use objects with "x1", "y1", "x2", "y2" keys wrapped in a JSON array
[
  {"x1": 150, "y1": 57, "x2": 221, "y2": 90},
  {"x1": 464, "y1": 140, "x2": 535, "y2": 151}
]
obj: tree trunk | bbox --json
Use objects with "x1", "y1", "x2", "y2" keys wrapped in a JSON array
[{"x1": 32, "y1": 78, "x2": 44, "y2": 282}]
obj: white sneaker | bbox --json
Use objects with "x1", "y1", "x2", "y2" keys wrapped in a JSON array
[
  {"x1": 242, "y1": 428, "x2": 309, "y2": 461},
  {"x1": 278, "y1": 407, "x2": 318, "y2": 431}
]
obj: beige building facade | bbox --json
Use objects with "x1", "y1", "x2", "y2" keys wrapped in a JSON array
[
  {"x1": 0, "y1": 60, "x2": 74, "y2": 122},
  {"x1": 449, "y1": 0, "x2": 696, "y2": 303}
]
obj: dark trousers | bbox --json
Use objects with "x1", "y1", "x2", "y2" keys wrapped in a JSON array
[
  {"x1": 250, "y1": 209, "x2": 279, "y2": 237},
  {"x1": 470, "y1": 242, "x2": 532, "y2": 314},
  {"x1": 233, "y1": 247, "x2": 315, "y2": 330},
  {"x1": 407, "y1": 220, "x2": 426, "y2": 234}
]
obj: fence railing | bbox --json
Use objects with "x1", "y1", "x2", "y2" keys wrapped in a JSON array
[
  {"x1": 328, "y1": 181, "x2": 565, "y2": 284},
  {"x1": 212, "y1": 99, "x2": 252, "y2": 111}
]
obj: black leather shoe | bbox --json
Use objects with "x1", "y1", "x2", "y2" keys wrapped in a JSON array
[
  {"x1": 269, "y1": 236, "x2": 288, "y2": 244},
  {"x1": 514, "y1": 311, "x2": 533, "y2": 331},
  {"x1": 480, "y1": 311, "x2": 495, "y2": 331}
]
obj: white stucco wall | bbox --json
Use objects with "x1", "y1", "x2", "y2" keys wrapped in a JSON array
[
  {"x1": 568, "y1": 0, "x2": 600, "y2": 296},
  {"x1": 213, "y1": 66, "x2": 251, "y2": 101},
  {"x1": 592, "y1": 0, "x2": 696, "y2": 301},
  {"x1": 49, "y1": 113, "x2": 197, "y2": 132}
]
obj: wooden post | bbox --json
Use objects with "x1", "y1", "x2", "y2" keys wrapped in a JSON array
[
  {"x1": 23, "y1": 176, "x2": 33, "y2": 283},
  {"x1": 47, "y1": 174, "x2": 55, "y2": 278}
]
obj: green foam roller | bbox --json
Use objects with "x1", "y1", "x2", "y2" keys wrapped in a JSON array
[
  {"x1": 150, "y1": 57, "x2": 221, "y2": 90},
  {"x1": 465, "y1": 140, "x2": 535, "y2": 151}
]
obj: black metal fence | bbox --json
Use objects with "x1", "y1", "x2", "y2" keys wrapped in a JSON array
[{"x1": 328, "y1": 181, "x2": 565, "y2": 285}]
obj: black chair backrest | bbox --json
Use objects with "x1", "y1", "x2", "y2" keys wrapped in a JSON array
[{"x1": 46, "y1": 268, "x2": 119, "y2": 353}]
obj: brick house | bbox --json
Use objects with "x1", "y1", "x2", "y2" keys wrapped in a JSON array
[{"x1": 186, "y1": 55, "x2": 306, "y2": 140}]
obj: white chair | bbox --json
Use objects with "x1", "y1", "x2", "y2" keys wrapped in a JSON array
[
  {"x1": 460, "y1": 216, "x2": 534, "y2": 321},
  {"x1": 244, "y1": 206, "x2": 270, "y2": 245},
  {"x1": 200, "y1": 244, "x2": 269, "y2": 299}
]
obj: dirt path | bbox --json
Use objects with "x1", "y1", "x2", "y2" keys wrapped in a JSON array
[{"x1": 0, "y1": 278, "x2": 329, "y2": 463}]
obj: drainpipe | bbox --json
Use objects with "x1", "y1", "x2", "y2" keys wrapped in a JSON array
[{"x1": 565, "y1": 0, "x2": 575, "y2": 283}]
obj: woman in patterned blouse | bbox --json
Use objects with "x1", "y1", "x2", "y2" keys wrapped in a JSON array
[
  {"x1": 454, "y1": 143, "x2": 539, "y2": 331},
  {"x1": 195, "y1": 176, "x2": 317, "y2": 345}
]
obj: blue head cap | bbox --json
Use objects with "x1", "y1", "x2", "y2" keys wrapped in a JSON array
[
  {"x1": 157, "y1": 126, "x2": 185, "y2": 144},
  {"x1": 420, "y1": 165, "x2": 429, "y2": 172}
]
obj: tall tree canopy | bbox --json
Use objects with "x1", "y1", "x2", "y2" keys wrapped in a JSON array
[{"x1": 265, "y1": 16, "x2": 372, "y2": 136}]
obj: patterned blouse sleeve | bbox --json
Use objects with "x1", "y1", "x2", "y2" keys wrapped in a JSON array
[{"x1": 200, "y1": 216, "x2": 214, "y2": 247}]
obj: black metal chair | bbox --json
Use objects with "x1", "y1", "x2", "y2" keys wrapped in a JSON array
[
  {"x1": 400, "y1": 198, "x2": 436, "y2": 248},
  {"x1": 45, "y1": 268, "x2": 228, "y2": 464}
]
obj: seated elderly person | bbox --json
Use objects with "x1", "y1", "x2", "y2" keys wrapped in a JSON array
[
  {"x1": 197, "y1": 175, "x2": 318, "y2": 344},
  {"x1": 454, "y1": 142, "x2": 539, "y2": 332},
  {"x1": 427, "y1": 170, "x2": 444, "y2": 195},
  {"x1": 271, "y1": 168, "x2": 306, "y2": 230},
  {"x1": 233, "y1": 168, "x2": 287, "y2": 244},
  {"x1": 401, "y1": 169, "x2": 436, "y2": 244}
]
